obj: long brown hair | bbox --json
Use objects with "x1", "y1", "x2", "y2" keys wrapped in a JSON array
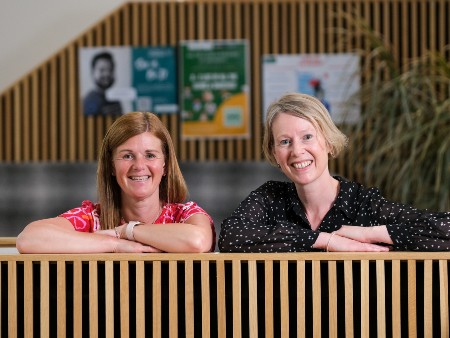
[{"x1": 97, "y1": 112, "x2": 188, "y2": 229}]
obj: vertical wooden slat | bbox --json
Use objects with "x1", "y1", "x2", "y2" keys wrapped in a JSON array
[
  {"x1": 22, "y1": 78, "x2": 30, "y2": 161},
  {"x1": 159, "y1": 1, "x2": 168, "y2": 45},
  {"x1": 407, "y1": 260, "x2": 417, "y2": 338},
  {"x1": 251, "y1": 1, "x2": 261, "y2": 161},
  {"x1": 376, "y1": 260, "x2": 386, "y2": 338},
  {"x1": 280, "y1": 260, "x2": 289, "y2": 338},
  {"x1": 201, "y1": 260, "x2": 211, "y2": 338},
  {"x1": 153, "y1": 261, "x2": 162, "y2": 338},
  {"x1": 312, "y1": 260, "x2": 321, "y2": 337},
  {"x1": 225, "y1": 1, "x2": 234, "y2": 161},
  {"x1": 439, "y1": 260, "x2": 449, "y2": 338},
  {"x1": 31, "y1": 71, "x2": 39, "y2": 160},
  {"x1": 344, "y1": 260, "x2": 354, "y2": 338},
  {"x1": 105, "y1": 261, "x2": 114, "y2": 338},
  {"x1": 23, "y1": 261, "x2": 33, "y2": 338},
  {"x1": 248, "y1": 260, "x2": 258, "y2": 338},
  {"x1": 122, "y1": 4, "x2": 130, "y2": 46},
  {"x1": 392, "y1": 259, "x2": 402, "y2": 337},
  {"x1": 5, "y1": 91, "x2": 13, "y2": 161},
  {"x1": 401, "y1": 0, "x2": 409, "y2": 72},
  {"x1": 59, "y1": 51, "x2": 68, "y2": 161},
  {"x1": 68, "y1": 44, "x2": 77, "y2": 161},
  {"x1": 89, "y1": 261, "x2": 99, "y2": 338},
  {"x1": 84, "y1": 30, "x2": 95, "y2": 161},
  {"x1": 132, "y1": 3, "x2": 140, "y2": 46},
  {"x1": 233, "y1": 1, "x2": 244, "y2": 161},
  {"x1": 265, "y1": 260, "x2": 274, "y2": 338},
  {"x1": 328, "y1": 261, "x2": 338, "y2": 338},
  {"x1": 297, "y1": 260, "x2": 306, "y2": 338},
  {"x1": 242, "y1": 1, "x2": 252, "y2": 160},
  {"x1": 185, "y1": 260, "x2": 195, "y2": 338},
  {"x1": 73, "y1": 261, "x2": 83, "y2": 338},
  {"x1": 360, "y1": 260, "x2": 370, "y2": 338},
  {"x1": 169, "y1": 261, "x2": 178, "y2": 338},
  {"x1": 411, "y1": 0, "x2": 419, "y2": 59},
  {"x1": 392, "y1": 0, "x2": 400, "y2": 68},
  {"x1": 8, "y1": 261, "x2": 17, "y2": 338},
  {"x1": 178, "y1": 1, "x2": 188, "y2": 162},
  {"x1": 141, "y1": 2, "x2": 149, "y2": 45},
  {"x1": 216, "y1": 259, "x2": 227, "y2": 338},
  {"x1": 232, "y1": 259, "x2": 242, "y2": 338},
  {"x1": 136, "y1": 261, "x2": 145, "y2": 338},
  {"x1": 150, "y1": 2, "x2": 158, "y2": 44},
  {"x1": 120, "y1": 261, "x2": 130, "y2": 338},
  {"x1": 57, "y1": 260, "x2": 66, "y2": 337},
  {"x1": 50, "y1": 58, "x2": 58, "y2": 161},
  {"x1": 424, "y1": 260, "x2": 433, "y2": 337},
  {"x1": 40, "y1": 261, "x2": 50, "y2": 337},
  {"x1": 13, "y1": 85, "x2": 21, "y2": 162}
]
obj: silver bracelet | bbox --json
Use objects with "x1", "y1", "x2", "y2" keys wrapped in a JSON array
[
  {"x1": 326, "y1": 231, "x2": 337, "y2": 252},
  {"x1": 125, "y1": 221, "x2": 141, "y2": 241}
]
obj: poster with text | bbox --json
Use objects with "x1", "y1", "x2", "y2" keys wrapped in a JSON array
[
  {"x1": 79, "y1": 46, "x2": 177, "y2": 117},
  {"x1": 179, "y1": 40, "x2": 250, "y2": 139},
  {"x1": 262, "y1": 54, "x2": 360, "y2": 124},
  {"x1": 132, "y1": 46, "x2": 177, "y2": 113}
]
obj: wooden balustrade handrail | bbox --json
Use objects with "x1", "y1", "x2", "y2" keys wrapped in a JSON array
[
  {"x1": 1, "y1": 251, "x2": 450, "y2": 261},
  {"x1": 0, "y1": 236, "x2": 16, "y2": 247}
]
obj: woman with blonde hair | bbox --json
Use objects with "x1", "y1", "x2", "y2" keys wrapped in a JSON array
[{"x1": 219, "y1": 93, "x2": 450, "y2": 252}]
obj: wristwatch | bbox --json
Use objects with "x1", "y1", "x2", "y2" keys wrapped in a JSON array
[{"x1": 126, "y1": 221, "x2": 142, "y2": 241}]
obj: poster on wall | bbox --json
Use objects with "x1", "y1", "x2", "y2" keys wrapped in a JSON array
[
  {"x1": 262, "y1": 53, "x2": 361, "y2": 124},
  {"x1": 179, "y1": 40, "x2": 250, "y2": 139},
  {"x1": 79, "y1": 46, "x2": 177, "y2": 116}
]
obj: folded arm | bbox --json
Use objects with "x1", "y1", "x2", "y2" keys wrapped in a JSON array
[{"x1": 16, "y1": 217, "x2": 160, "y2": 254}]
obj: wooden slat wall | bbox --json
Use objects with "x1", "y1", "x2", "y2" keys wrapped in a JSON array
[
  {"x1": 0, "y1": 0, "x2": 449, "y2": 169},
  {"x1": 0, "y1": 252, "x2": 449, "y2": 338}
]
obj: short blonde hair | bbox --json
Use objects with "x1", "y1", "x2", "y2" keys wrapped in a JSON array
[{"x1": 263, "y1": 93, "x2": 348, "y2": 166}]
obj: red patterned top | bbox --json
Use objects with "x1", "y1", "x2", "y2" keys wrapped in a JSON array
[{"x1": 59, "y1": 200, "x2": 216, "y2": 251}]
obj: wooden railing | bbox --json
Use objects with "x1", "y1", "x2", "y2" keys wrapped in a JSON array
[{"x1": 1, "y1": 251, "x2": 449, "y2": 338}]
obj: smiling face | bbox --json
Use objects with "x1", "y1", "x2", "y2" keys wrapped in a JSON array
[
  {"x1": 272, "y1": 112, "x2": 331, "y2": 187},
  {"x1": 92, "y1": 58, "x2": 115, "y2": 90},
  {"x1": 112, "y1": 132, "x2": 165, "y2": 202}
]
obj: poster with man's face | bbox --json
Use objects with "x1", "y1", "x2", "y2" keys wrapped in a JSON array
[{"x1": 79, "y1": 46, "x2": 177, "y2": 116}]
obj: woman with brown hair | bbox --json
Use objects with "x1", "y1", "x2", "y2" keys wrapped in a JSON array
[{"x1": 17, "y1": 112, "x2": 215, "y2": 253}]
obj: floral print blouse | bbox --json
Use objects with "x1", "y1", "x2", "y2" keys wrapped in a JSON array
[
  {"x1": 60, "y1": 200, "x2": 216, "y2": 252},
  {"x1": 218, "y1": 176, "x2": 450, "y2": 252}
]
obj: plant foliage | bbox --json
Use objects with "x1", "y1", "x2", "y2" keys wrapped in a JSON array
[{"x1": 342, "y1": 14, "x2": 450, "y2": 211}]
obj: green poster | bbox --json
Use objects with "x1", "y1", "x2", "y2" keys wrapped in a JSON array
[{"x1": 180, "y1": 40, "x2": 250, "y2": 139}]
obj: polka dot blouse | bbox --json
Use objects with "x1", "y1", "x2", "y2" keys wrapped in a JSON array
[{"x1": 218, "y1": 176, "x2": 450, "y2": 252}]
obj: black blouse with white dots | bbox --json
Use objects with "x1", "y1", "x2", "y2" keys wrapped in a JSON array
[{"x1": 218, "y1": 176, "x2": 450, "y2": 252}]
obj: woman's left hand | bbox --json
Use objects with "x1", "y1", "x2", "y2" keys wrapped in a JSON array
[{"x1": 335, "y1": 225, "x2": 393, "y2": 245}]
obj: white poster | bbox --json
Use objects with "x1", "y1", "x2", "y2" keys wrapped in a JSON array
[{"x1": 262, "y1": 53, "x2": 360, "y2": 124}]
